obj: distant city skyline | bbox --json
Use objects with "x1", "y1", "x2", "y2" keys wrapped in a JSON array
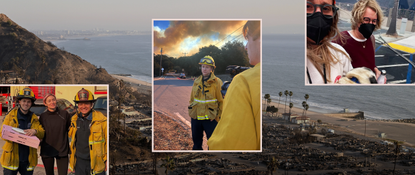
[{"x1": 2, "y1": 0, "x2": 304, "y2": 34}]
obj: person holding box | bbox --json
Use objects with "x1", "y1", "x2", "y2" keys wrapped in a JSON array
[{"x1": 0, "y1": 87, "x2": 45, "y2": 175}]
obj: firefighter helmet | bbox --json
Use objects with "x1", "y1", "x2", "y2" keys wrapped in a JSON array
[
  {"x1": 73, "y1": 88, "x2": 96, "y2": 103},
  {"x1": 16, "y1": 87, "x2": 36, "y2": 103},
  {"x1": 199, "y1": 55, "x2": 216, "y2": 68}
]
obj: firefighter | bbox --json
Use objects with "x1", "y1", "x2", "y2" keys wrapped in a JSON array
[
  {"x1": 188, "y1": 55, "x2": 223, "y2": 150},
  {"x1": 68, "y1": 88, "x2": 107, "y2": 175},
  {"x1": 208, "y1": 21, "x2": 261, "y2": 150},
  {"x1": 0, "y1": 87, "x2": 45, "y2": 175}
]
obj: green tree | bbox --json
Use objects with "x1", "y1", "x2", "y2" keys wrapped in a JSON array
[
  {"x1": 267, "y1": 98, "x2": 272, "y2": 114},
  {"x1": 219, "y1": 41, "x2": 249, "y2": 73},
  {"x1": 271, "y1": 106, "x2": 278, "y2": 117},
  {"x1": 264, "y1": 94, "x2": 270, "y2": 111}
]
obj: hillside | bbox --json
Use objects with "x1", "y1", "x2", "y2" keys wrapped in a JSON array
[{"x1": 0, "y1": 13, "x2": 115, "y2": 84}]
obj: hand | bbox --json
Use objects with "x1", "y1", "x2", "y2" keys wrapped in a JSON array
[
  {"x1": 374, "y1": 67, "x2": 381, "y2": 79},
  {"x1": 24, "y1": 129, "x2": 37, "y2": 136}
]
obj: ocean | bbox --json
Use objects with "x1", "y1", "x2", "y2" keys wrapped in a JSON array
[
  {"x1": 52, "y1": 35, "x2": 152, "y2": 84},
  {"x1": 263, "y1": 34, "x2": 415, "y2": 120},
  {"x1": 53, "y1": 34, "x2": 415, "y2": 120}
]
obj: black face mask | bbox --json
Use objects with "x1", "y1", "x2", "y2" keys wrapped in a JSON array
[
  {"x1": 307, "y1": 12, "x2": 333, "y2": 45},
  {"x1": 358, "y1": 23, "x2": 375, "y2": 39}
]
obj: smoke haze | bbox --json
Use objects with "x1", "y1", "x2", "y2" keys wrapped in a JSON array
[{"x1": 154, "y1": 20, "x2": 246, "y2": 57}]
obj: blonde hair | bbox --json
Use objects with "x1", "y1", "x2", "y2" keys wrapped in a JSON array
[
  {"x1": 307, "y1": 1, "x2": 350, "y2": 83},
  {"x1": 351, "y1": 0, "x2": 383, "y2": 30}
]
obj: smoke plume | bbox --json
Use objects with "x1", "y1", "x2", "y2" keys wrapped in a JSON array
[{"x1": 154, "y1": 21, "x2": 246, "y2": 57}]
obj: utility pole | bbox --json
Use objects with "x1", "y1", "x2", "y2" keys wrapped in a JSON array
[
  {"x1": 159, "y1": 48, "x2": 163, "y2": 77},
  {"x1": 387, "y1": 0, "x2": 399, "y2": 36}
]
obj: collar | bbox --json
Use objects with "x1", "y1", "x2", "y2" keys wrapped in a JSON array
[
  {"x1": 80, "y1": 111, "x2": 93, "y2": 121},
  {"x1": 18, "y1": 108, "x2": 32, "y2": 117},
  {"x1": 347, "y1": 30, "x2": 367, "y2": 42}
]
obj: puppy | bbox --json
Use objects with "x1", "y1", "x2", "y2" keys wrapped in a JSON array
[{"x1": 336, "y1": 67, "x2": 378, "y2": 84}]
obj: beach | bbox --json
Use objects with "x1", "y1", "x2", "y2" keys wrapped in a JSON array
[
  {"x1": 111, "y1": 74, "x2": 151, "y2": 94},
  {"x1": 265, "y1": 100, "x2": 415, "y2": 147}
]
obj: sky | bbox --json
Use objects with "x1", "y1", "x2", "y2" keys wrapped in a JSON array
[
  {"x1": 154, "y1": 20, "x2": 249, "y2": 57},
  {"x1": 1, "y1": 0, "x2": 304, "y2": 34}
]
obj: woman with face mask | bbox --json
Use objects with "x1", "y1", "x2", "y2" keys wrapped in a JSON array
[
  {"x1": 306, "y1": 0, "x2": 352, "y2": 84},
  {"x1": 333, "y1": 0, "x2": 384, "y2": 81}
]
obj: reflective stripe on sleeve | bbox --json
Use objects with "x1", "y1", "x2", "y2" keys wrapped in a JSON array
[
  {"x1": 194, "y1": 98, "x2": 217, "y2": 103},
  {"x1": 89, "y1": 139, "x2": 105, "y2": 145},
  {"x1": 2, "y1": 165, "x2": 18, "y2": 170}
]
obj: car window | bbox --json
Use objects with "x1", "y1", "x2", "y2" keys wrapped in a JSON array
[{"x1": 94, "y1": 98, "x2": 107, "y2": 109}]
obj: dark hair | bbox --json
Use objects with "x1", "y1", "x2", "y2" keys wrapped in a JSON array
[{"x1": 243, "y1": 21, "x2": 260, "y2": 41}]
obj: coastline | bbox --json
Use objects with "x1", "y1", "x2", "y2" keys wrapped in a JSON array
[
  {"x1": 264, "y1": 100, "x2": 415, "y2": 147},
  {"x1": 111, "y1": 74, "x2": 151, "y2": 94}
]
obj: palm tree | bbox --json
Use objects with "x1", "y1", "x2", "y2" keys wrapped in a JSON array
[
  {"x1": 289, "y1": 91, "x2": 293, "y2": 113},
  {"x1": 267, "y1": 98, "x2": 272, "y2": 114},
  {"x1": 289, "y1": 102, "x2": 293, "y2": 114},
  {"x1": 304, "y1": 104, "x2": 309, "y2": 117},
  {"x1": 264, "y1": 94, "x2": 270, "y2": 111},
  {"x1": 304, "y1": 94, "x2": 309, "y2": 102},
  {"x1": 302, "y1": 101, "x2": 307, "y2": 116},
  {"x1": 289, "y1": 91, "x2": 293, "y2": 103},
  {"x1": 284, "y1": 90, "x2": 288, "y2": 113}
]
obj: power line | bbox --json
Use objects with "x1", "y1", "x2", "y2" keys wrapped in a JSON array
[{"x1": 214, "y1": 24, "x2": 245, "y2": 47}]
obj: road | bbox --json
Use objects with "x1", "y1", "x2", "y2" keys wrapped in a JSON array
[{"x1": 154, "y1": 75, "x2": 209, "y2": 150}]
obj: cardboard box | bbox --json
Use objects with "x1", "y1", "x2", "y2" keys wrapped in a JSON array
[{"x1": 1, "y1": 125, "x2": 40, "y2": 148}]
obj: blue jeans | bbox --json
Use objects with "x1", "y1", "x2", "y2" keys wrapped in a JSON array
[{"x1": 191, "y1": 118, "x2": 218, "y2": 150}]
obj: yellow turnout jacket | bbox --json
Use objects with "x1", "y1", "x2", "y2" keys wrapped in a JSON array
[
  {"x1": 208, "y1": 63, "x2": 261, "y2": 150},
  {"x1": 0, "y1": 108, "x2": 45, "y2": 171},
  {"x1": 188, "y1": 73, "x2": 223, "y2": 121},
  {"x1": 69, "y1": 110, "x2": 107, "y2": 174}
]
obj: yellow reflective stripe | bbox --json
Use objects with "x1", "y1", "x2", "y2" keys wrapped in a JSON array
[
  {"x1": 27, "y1": 166, "x2": 34, "y2": 171},
  {"x1": 89, "y1": 139, "x2": 105, "y2": 145},
  {"x1": 2, "y1": 165, "x2": 18, "y2": 170},
  {"x1": 197, "y1": 115, "x2": 209, "y2": 120},
  {"x1": 92, "y1": 170, "x2": 105, "y2": 175},
  {"x1": 194, "y1": 98, "x2": 217, "y2": 103}
]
